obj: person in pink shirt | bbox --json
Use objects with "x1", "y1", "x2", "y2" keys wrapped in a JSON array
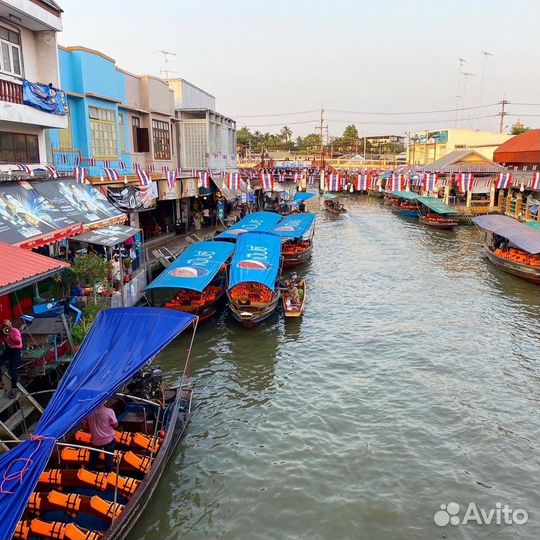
[
  {"x1": 85, "y1": 403, "x2": 118, "y2": 472},
  {"x1": 0, "y1": 319, "x2": 23, "y2": 399}
]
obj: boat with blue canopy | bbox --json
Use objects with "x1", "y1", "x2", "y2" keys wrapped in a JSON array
[
  {"x1": 215, "y1": 211, "x2": 282, "y2": 241},
  {"x1": 227, "y1": 232, "x2": 283, "y2": 327},
  {"x1": 415, "y1": 196, "x2": 460, "y2": 230},
  {"x1": 145, "y1": 241, "x2": 235, "y2": 322},
  {"x1": 385, "y1": 191, "x2": 419, "y2": 217},
  {"x1": 273, "y1": 213, "x2": 316, "y2": 269},
  {"x1": 473, "y1": 215, "x2": 540, "y2": 284},
  {"x1": 322, "y1": 193, "x2": 347, "y2": 215},
  {"x1": 292, "y1": 192, "x2": 316, "y2": 204},
  {"x1": 0, "y1": 307, "x2": 198, "y2": 540}
]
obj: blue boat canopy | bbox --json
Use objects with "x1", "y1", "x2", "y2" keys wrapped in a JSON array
[
  {"x1": 0, "y1": 308, "x2": 196, "y2": 540},
  {"x1": 216, "y1": 211, "x2": 282, "y2": 240},
  {"x1": 389, "y1": 191, "x2": 418, "y2": 201},
  {"x1": 473, "y1": 215, "x2": 540, "y2": 254},
  {"x1": 273, "y1": 213, "x2": 316, "y2": 239},
  {"x1": 293, "y1": 192, "x2": 316, "y2": 203},
  {"x1": 145, "y1": 241, "x2": 234, "y2": 292},
  {"x1": 228, "y1": 232, "x2": 282, "y2": 292}
]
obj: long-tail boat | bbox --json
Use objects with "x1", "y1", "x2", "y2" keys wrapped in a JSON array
[
  {"x1": 415, "y1": 196, "x2": 460, "y2": 230},
  {"x1": 227, "y1": 232, "x2": 282, "y2": 327},
  {"x1": 0, "y1": 307, "x2": 198, "y2": 540},
  {"x1": 272, "y1": 213, "x2": 316, "y2": 269},
  {"x1": 145, "y1": 241, "x2": 235, "y2": 322},
  {"x1": 385, "y1": 191, "x2": 419, "y2": 217},
  {"x1": 473, "y1": 215, "x2": 540, "y2": 284},
  {"x1": 215, "y1": 211, "x2": 282, "y2": 242},
  {"x1": 323, "y1": 194, "x2": 347, "y2": 214}
]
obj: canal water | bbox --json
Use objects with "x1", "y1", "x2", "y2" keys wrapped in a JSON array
[{"x1": 130, "y1": 197, "x2": 540, "y2": 540}]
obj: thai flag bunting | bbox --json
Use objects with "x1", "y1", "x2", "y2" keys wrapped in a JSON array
[
  {"x1": 118, "y1": 161, "x2": 126, "y2": 170},
  {"x1": 147, "y1": 164, "x2": 155, "y2": 173},
  {"x1": 103, "y1": 160, "x2": 111, "y2": 168},
  {"x1": 86, "y1": 157, "x2": 95, "y2": 166},
  {"x1": 166, "y1": 168, "x2": 177, "y2": 189},
  {"x1": 133, "y1": 163, "x2": 141, "y2": 172},
  {"x1": 293, "y1": 172, "x2": 300, "y2": 184},
  {"x1": 390, "y1": 173, "x2": 404, "y2": 191},
  {"x1": 226, "y1": 172, "x2": 240, "y2": 190},
  {"x1": 327, "y1": 173, "x2": 341, "y2": 192},
  {"x1": 308, "y1": 174, "x2": 315, "y2": 185},
  {"x1": 456, "y1": 172, "x2": 475, "y2": 192},
  {"x1": 74, "y1": 166, "x2": 86, "y2": 184},
  {"x1": 74, "y1": 156, "x2": 81, "y2": 166},
  {"x1": 197, "y1": 171, "x2": 210, "y2": 189},
  {"x1": 162, "y1": 165, "x2": 169, "y2": 174},
  {"x1": 137, "y1": 168, "x2": 151, "y2": 187},
  {"x1": 261, "y1": 172, "x2": 274, "y2": 190},
  {"x1": 424, "y1": 173, "x2": 437, "y2": 192},
  {"x1": 45, "y1": 165, "x2": 58, "y2": 178},
  {"x1": 60, "y1": 154, "x2": 68, "y2": 165},
  {"x1": 496, "y1": 172, "x2": 512, "y2": 189},
  {"x1": 103, "y1": 168, "x2": 119, "y2": 182},
  {"x1": 528, "y1": 172, "x2": 540, "y2": 190},
  {"x1": 16, "y1": 164, "x2": 32, "y2": 174},
  {"x1": 355, "y1": 173, "x2": 369, "y2": 191}
]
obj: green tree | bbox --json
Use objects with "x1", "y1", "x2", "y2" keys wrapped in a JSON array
[
  {"x1": 280, "y1": 126, "x2": 293, "y2": 143},
  {"x1": 298, "y1": 133, "x2": 322, "y2": 151},
  {"x1": 511, "y1": 121, "x2": 530, "y2": 135},
  {"x1": 237, "y1": 127, "x2": 252, "y2": 146},
  {"x1": 342, "y1": 124, "x2": 359, "y2": 142}
]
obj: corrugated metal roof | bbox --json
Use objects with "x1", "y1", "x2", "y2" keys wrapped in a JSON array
[
  {"x1": 0, "y1": 243, "x2": 69, "y2": 296},
  {"x1": 494, "y1": 129, "x2": 540, "y2": 164},
  {"x1": 423, "y1": 149, "x2": 506, "y2": 173}
]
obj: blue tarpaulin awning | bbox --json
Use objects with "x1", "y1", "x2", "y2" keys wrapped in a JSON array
[
  {"x1": 216, "y1": 211, "x2": 282, "y2": 240},
  {"x1": 146, "y1": 241, "x2": 235, "y2": 292},
  {"x1": 293, "y1": 192, "x2": 316, "y2": 203},
  {"x1": 0, "y1": 307, "x2": 196, "y2": 540},
  {"x1": 272, "y1": 213, "x2": 316, "y2": 239},
  {"x1": 473, "y1": 215, "x2": 540, "y2": 254},
  {"x1": 228, "y1": 232, "x2": 282, "y2": 292}
]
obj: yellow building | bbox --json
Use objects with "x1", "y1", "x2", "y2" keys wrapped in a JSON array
[{"x1": 408, "y1": 129, "x2": 512, "y2": 165}]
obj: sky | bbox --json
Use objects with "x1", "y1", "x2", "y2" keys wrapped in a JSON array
[{"x1": 58, "y1": 0, "x2": 540, "y2": 138}]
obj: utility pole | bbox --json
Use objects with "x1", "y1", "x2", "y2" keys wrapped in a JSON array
[
  {"x1": 498, "y1": 99, "x2": 509, "y2": 133},
  {"x1": 462, "y1": 72, "x2": 474, "y2": 119},
  {"x1": 319, "y1": 108, "x2": 325, "y2": 168},
  {"x1": 159, "y1": 50, "x2": 176, "y2": 79}
]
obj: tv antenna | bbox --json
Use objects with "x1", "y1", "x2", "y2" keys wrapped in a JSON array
[{"x1": 159, "y1": 50, "x2": 176, "y2": 79}]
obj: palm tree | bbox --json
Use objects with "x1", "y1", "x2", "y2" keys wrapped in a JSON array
[{"x1": 280, "y1": 126, "x2": 292, "y2": 143}]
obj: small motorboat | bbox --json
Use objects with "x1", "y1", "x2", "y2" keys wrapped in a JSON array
[
  {"x1": 416, "y1": 196, "x2": 460, "y2": 230},
  {"x1": 419, "y1": 214, "x2": 459, "y2": 230},
  {"x1": 323, "y1": 194, "x2": 347, "y2": 214}
]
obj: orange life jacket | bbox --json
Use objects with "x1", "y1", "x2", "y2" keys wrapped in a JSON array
[{"x1": 14, "y1": 520, "x2": 30, "y2": 540}]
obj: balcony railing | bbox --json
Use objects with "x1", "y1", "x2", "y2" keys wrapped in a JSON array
[{"x1": 0, "y1": 79, "x2": 23, "y2": 104}]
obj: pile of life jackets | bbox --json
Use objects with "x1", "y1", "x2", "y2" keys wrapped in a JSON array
[
  {"x1": 283, "y1": 241, "x2": 311, "y2": 255},
  {"x1": 495, "y1": 247, "x2": 540, "y2": 268},
  {"x1": 165, "y1": 285, "x2": 222, "y2": 309},
  {"x1": 425, "y1": 213, "x2": 454, "y2": 223},
  {"x1": 230, "y1": 283, "x2": 274, "y2": 304}
]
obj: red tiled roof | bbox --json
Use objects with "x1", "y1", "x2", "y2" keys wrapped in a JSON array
[
  {"x1": 0, "y1": 243, "x2": 69, "y2": 295},
  {"x1": 494, "y1": 129, "x2": 540, "y2": 164}
]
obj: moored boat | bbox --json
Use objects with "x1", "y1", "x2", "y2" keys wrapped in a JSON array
[
  {"x1": 0, "y1": 307, "x2": 198, "y2": 540},
  {"x1": 416, "y1": 196, "x2": 460, "y2": 230},
  {"x1": 227, "y1": 232, "x2": 282, "y2": 327},
  {"x1": 282, "y1": 279, "x2": 306, "y2": 318},
  {"x1": 323, "y1": 194, "x2": 347, "y2": 214},
  {"x1": 272, "y1": 213, "x2": 316, "y2": 269},
  {"x1": 215, "y1": 211, "x2": 282, "y2": 242},
  {"x1": 145, "y1": 241, "x2": 235, "y2": 323},
  {"x1": 473, "y1": 215, "x2": 540, "y2": 284},
  {"x1": 385, "y1": 191, "x2": 419, "y2": 217}
]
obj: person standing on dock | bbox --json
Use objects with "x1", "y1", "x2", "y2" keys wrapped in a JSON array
[{"x1": 0, "y1": 319, "x2": 23, "y2": 399}]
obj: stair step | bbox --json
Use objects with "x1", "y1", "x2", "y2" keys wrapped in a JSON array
[
  {"x1": 5, "y1": 402, "x2": 36, "y2": 433},
  {"x1": 0, "y1": 393, "x2": 18, "y2": 415}
]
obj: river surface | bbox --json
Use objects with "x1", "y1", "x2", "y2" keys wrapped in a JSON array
[{"x1": 129, "y1": 197, "x2": 540, "y2": 540}]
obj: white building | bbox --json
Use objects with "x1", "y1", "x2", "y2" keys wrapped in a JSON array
[
  {"x1": 0, "y1": 0, "x2": 67, "y2": 169},
  {"x1": 167, "y1": 78, "x2": 236, "y2": 173}
]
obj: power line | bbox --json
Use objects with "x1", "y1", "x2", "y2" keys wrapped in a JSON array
[
  {"x1": 327, "y1": 103, "x2": 498, "y2": 116},
  {"x1": 324, "y1": 114, "x2": 500, "y2": 125},
  {"x1": 239, "y1": 119, "x2": 320, "y2": 127},
  {"x1": 234, "y1": 109, "x2": 319, "y2": 118},
  {"x1": 508, "y1": 103, "x2": 540, "y2": 107}
]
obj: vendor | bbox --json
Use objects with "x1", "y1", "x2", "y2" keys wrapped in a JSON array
[{"x1": 0, "y1": 319, "x2": 23, "y2": 399}]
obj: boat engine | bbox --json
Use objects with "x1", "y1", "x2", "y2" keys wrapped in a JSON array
[{"x1": 126, "y1": 365, "x2": 163, "y2": 401}]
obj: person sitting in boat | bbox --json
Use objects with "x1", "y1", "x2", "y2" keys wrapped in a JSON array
[
  {"x1": 298, "y1": 201, "x2": 306, "y2": 213},
  {"x1": 83, "y1": 403, "x2": 118, "y2": 473},
  {"x1": 286, "y1": 280, "x2": 300, "y2": 306}
]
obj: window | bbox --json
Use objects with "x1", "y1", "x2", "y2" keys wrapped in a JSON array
[
  {"x1": 89, "y1": 106, "x2": 117, "y2": 158},
  {"x1": 152, "y1": 120, "x2": 171, "y2": 160},
  {"x1": 0, "y1": 25, "x2": 22, "y2": 77},
  {"x1": 119, "y1": 113, "x2": 125, "y2": 152},
  {"x1": 59, "y1": 104, "x2": 73, "y2": 149},
  {"x1": 0, "y1": 131, "x2": 39, "y2": 163},
  {"x1": 131, "y1": 116, "x2": 140, "y2": 152}
]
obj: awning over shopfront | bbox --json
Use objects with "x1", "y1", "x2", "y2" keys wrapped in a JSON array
[
  {"x1": 0, "y1": 179, "x2": 125, "y2": 249},
  {"x1": 69, "y1": 225, "x2": 140, "y2": 247},
  {"x1": 473, "y1": 215, "x2": 540, "y2": 254},
  {"x1": 0, "y1": 242, "x2": 69, "y2": 296},
  {"x1": 210, "y1": 175, "x2": 245, "y2": 202}
]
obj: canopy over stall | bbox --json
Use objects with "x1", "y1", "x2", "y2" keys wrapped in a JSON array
[
  {"x1": 293, "y1": 192, "x2": 316, "y2": 203},
  {"x1": 0, "y1": 242, "x2": 69, "y2": 296},
  {"x1": 273, "y1": 213, "x2": 316, "y2": 239},
  {"x1": 473, "y1": 215, "x2": 540, "y2": 254},
  {"x1": 146, "y1": 241, "x2": 235, "y2": 293},
  {"x1": 69, "y1": 225, "x2": 140, "y2": 247},
  {"x1": 389, "y1": 191, "x2": 418, "y2": 201},
  {"x1": 0, "y1": 307, "x2": 197, "y2": 540},
  {"x1": 415, "y1": 197, "x2": 459, "y2": 215},
  {"x1": 216, "y1": 211, "x2": 282, "y2": 240},
  {"x1": 228, "y1": 232, "x2": 282, "y2": 292}
]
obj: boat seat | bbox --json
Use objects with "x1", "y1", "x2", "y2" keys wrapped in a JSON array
[
  {"x1": 60, "y1": 447, "x2": 152, "y2": 474},
  {"x1": 74, "y1": 430, "x2": 161, "y2": 453}
]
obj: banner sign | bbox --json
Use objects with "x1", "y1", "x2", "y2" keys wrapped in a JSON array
[{"x1": 22, "y1": 80, "x2": 67, "y2": 115}]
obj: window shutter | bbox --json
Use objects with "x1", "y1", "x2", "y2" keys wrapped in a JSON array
[{"x1": 136, "y1": 127, "x2": 150, "y2": 153}]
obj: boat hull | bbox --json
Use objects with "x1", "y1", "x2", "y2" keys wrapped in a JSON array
[
  {"x1": 419, "y1": 215, "x2": 458, "y2": 230},
  {"x1": 228, "y1": 293, "x2": 281, "y2": 328},
  {"x1": 368, "y1": 189, "x2": 384, "y2": 198},
  {"x1": 283, "y1": 244, "x2": 313, "y2": 269},
  {"x1": 282, "y1": 279, "x2": 306, "y2": 318},
  {"x1": 324, "y1": 201, "x2": 347, "y2": 214},
  {"x1": 162, "y1": 292, "x2": 225, "y2": 323},
  {"x1": 484, "y1": 247, "x2": 540, "y2": 285}
]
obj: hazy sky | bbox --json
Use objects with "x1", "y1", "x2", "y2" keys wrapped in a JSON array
[{"x1": 59, "y1": 0, "x2": 540, "y2": 137}]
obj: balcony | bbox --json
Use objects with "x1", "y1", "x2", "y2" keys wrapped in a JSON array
[{"x1": 0, "y1": 79, "x2": 23, "y2": 104}]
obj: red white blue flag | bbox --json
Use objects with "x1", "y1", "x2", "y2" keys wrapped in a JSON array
[
  {"x1": 103, "y1": 159, "x2": 111, "y2": 168},
  {"x1": 103, "y1": 168, "x2": 119, "y2": 182},
  {"x1": 528, "y1": 172, "x2": 540, "y2": 191},
  {"x1": 45, "y1": 165, "x2": 57, "y2": 178},
  {"x1": 74, "y1": 166, "x2": 86, "y2": 184},
  {"x1": 496, "y1": 172, "x2": 512, "y2": 189},
  {"x1": 162, "y1": 165, "x2": 169, "y2": 174},
  {"x1": 166, "y1": 168, "x2": 177, "y2": 189},
  {"x1": 15, "y1": 164, "x2": 32, "y2": 175},
  {"x1": 293, "y1": 172, "x2": 300, "y2": 184},
  {"x1": 197, "y1": 171, "x2": 210, "y2": 189},
  {"x1": 389, "y1": 173, "x2": 404, "y2": 191},
  {"x1": 424, "y1": 173, "x2": 437, "y2": 192},
  {"x1": 137, "y1": 168, "x2": 151, "y2": 187},
  {"x1": 456, "y1": 172, "x2": 475, "y2": 192},
  {"x1": 261, "y1": 172, "x2": 274, "y2": 191},
  {"x1": 133, "y1": 162, "x2": 141, "y2": 172},
  {"x1": 354, "y1": 173, "x2": 369, "y2": 191},
  {"x1": 327, "y1": 173, "x2": 341, "y2": 192},
  {"x1": 74, "y1": 156, "x2": 81, "y2": 166},
  {"x1": 147, "y1": 164, "x2": 155, "y2": 174},
  {"x1": 118, "y1": 161, "x2": 127, "y2": 170},
  {"x1": 227, "y1": 172, "x2": 240, "y2": 190}
]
